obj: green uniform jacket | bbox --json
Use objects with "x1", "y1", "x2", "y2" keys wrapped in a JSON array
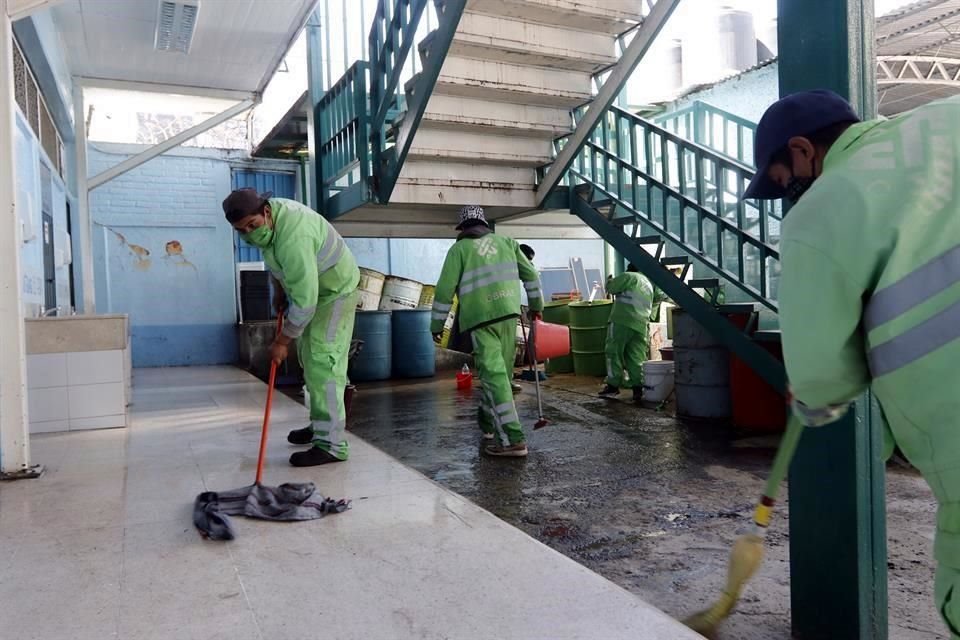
[
  {"x1": 778, "y1": 97, "x2": 960, "y2": 568},
  {"x1": 607, "y1": 272, "x2": 657, "y2": 331},
  {"x1": 430, "y1": 229, "x2": 543, "y2": 334},
  {"x1": 261, "y1": 198, "x2": 359, "y2": 340}
]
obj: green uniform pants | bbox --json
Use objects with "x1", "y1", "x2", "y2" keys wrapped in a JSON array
[
  {"x1": 936, "y1": 565, "x2": 960, "y2": 638},
  {"x1": 605, "y1": 322, "x2": 648, "y2": 389},
  {"x1": 471, "y1": 318, "x2": 524, "y2": 445},
  {"x1": 298, "y1": 290, "x2": 358, "y2": 460}
]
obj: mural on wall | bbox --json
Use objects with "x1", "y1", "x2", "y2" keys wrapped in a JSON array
[{"x1": 107, "y1": 227, "x2": 152, "y2": 270}]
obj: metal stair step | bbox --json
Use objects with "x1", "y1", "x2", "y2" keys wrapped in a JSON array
[
  {"x1": 635, "y1": 235, "x2": 663, "y2": 245},
  {"x1": 688, "y1": 278, "x2": 720, "y2": 289},
  {"x1": 719, "y1": 304, "x2": 757, "y2": 314},
  {"x1": 659, "y1": 256, "x2": 690, "y2": 267},
  {"x1": 592, "y1": 198, "x2": 613, "y2": 208}
]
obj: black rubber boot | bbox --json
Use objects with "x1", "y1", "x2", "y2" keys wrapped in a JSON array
[
  {"x1": 287, "y1": 426, "x2": 313, "y2": 445},
  {"x1": 598, "y1": 384, "x2": 620, "y2": 398},
  {"x1": 289, "y1": 447, "x2": 345, "y2": 467}
]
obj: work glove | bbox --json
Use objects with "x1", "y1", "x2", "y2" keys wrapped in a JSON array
[{"x1": 791, "y1": 397, "x2": 852, "y2": 427}]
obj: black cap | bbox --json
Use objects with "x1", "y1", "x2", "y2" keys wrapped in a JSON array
[
  {"x1": 744, "y1": 90, "x2": 860, "y2": 200},
  {"x1": 223, "y1": 188, "x2": 272, "y2": 223}
]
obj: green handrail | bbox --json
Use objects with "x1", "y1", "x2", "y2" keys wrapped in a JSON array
[
  {"x1": 317, "y1": 61, "x2": 371, "y2": 213},
  {"x1": 554, "y1": 104, "x2": 781, "y2": 311},
  {"x1": 655, "y1": 100, "x2": 758, "y2": 168}
]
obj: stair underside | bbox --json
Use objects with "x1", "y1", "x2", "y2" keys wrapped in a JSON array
[
  {"x1": 429, "y1": 55, "x2": 593, "y2": 107},
  {"x1": 449, "y1": 11, "x2": 618, "y2": 73},
  {"x1": 464, "y1": 0, "x2": 638, "y2": 34},
  {"x1": 414, "y1": 95, "x2": 572, "y2": 138}
]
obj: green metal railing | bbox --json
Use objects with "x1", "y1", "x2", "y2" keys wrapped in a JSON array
[
  {"x1": 555, "y1": 105, "x2": 780, "y2": 311},
  {"x1": 655, "y1": 100, "x2": 758, "y2": 168},
  {"x1": 315, "y1": 0, "x2": 463, "y2": 217},
  {"x1": 317, "y1": 61, "x2": 371, "y2": 213}
]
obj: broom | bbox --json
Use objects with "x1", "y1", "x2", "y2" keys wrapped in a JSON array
[
  {"x1": 683, "y1": 413, "x2": 804, "y2": 636},
  {"x1": 518, "y1": 315, "x2": 548, "y2": 430}
]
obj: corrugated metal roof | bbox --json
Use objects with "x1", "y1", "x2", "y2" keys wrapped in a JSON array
[
  {"x1": 877, "y1": 0, "x2": 960, "y2": 57},
  {"x1": 876, "y1": 0, "x2": 960, "y2": 113}
]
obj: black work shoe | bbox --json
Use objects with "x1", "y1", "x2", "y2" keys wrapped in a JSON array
[
  {"x1": 598, "y1": 384, "x2": 620, "y2": 398},
  {"x1": 287, "y1": 426, "x2": 314, "y2": 445},
  {"x1": 633, "y1": 387, "x2": 644, "y2": 404},
  {"x1": 289, "y1": 447, "x2": 345, "y2": 467}
]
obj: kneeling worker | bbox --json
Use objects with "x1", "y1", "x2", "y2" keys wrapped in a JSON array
[
  {"x1": 224, "y1": 188, "x2": 359, "y2": 467},
  {"x1": 431, "y1": 206, "x2": 543, "y2": 457},
  {"x1": 601, "y1": 264, "x2": 658, "y2": 403}
]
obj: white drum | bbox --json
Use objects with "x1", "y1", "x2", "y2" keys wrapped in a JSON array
[
  {"x1": 378, "y1": 276, "x2": 423, "y2": 311},
  {"x1": 357, "y1": 267, "x2": 386, "y2": 310}
]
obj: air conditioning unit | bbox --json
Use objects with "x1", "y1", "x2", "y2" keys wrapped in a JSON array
[{"x1": 155, "y1": 0, "x2": 200, "y2": 54}]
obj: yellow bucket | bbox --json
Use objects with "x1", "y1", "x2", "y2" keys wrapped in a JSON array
[{"x1": 418, "y1": 284, "x2": 436, "y2": 309}]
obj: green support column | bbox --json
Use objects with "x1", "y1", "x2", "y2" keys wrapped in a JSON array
[
  {"x1": 305, "y1": 9, "x2": 325, "y2": 212},
  {"x1": 777, "y1": 1, "x2": 887, "y2": 638}
]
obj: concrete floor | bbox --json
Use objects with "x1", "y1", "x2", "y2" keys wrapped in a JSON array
[
  {"x1": 0, "y1": 366, "x2": 702, "y2": 640},
  {"x1": 347, "y1": 373, "x2": 943, "y2": 640}
]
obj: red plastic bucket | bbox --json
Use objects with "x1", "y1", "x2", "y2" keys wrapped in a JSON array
[
  {"x1": 456, "y1": 371, "x2": 473, "y2": 390},
  {"x1": 532, "y1": 320, "x2": 571, "y2": 361}
]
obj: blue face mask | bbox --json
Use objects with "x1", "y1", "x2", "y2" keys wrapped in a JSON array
[{"x1": 242, "y1": 223, "x2": 274, "y2": 248}]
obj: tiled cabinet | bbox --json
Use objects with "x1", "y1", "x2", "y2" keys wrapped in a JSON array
[{"x1": 25, "y1": 315, "x2": 131, "y2": 433}]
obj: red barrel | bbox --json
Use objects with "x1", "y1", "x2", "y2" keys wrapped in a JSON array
[
  {"x1": 532, "y1": 320, "x2": 571, "y2": 360},
  {"x1": 728, "y1": 321, "x2": 786, "y2": 432}
]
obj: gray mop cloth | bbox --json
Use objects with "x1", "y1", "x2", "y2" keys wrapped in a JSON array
[{"x1": 193, "y1": 482, "x2": 350, "y2": 541}]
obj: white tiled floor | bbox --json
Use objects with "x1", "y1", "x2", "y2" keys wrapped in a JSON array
[{"x1": 0, "y1": 366, "x2": 702, "y2": 640}]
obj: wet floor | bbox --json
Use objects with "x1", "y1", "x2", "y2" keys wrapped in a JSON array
[{"x1": 338, "y1": 374, "x2": 940, "y2": 640}]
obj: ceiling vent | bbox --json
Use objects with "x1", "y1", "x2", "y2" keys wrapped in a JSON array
[{"x1": 155, "y1": 0, "x2": 200, "y2": 54}]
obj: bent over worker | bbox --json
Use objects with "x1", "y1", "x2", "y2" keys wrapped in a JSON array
[
  {"x1": 224, "y1": 189, "x2": 359, "y2": 468},
  {"x1": 600, "y1": 264, "x2": 658, "y2": 403},
  {"x1": 431, "y1": 205, "x2": 543, "y2": 457},
  {"x1": 745, "y1": 90, "x2": 960, "y2": 638}
]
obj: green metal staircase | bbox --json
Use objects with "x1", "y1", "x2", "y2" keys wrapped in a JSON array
[
  {"x1": 315, "y1": 0, "x2": 466, "y2": 218},
  {"x1": 552, "y1": 103, "x2": 787, "y2": 392}
]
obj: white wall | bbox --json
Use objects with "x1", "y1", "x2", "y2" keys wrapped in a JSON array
[
  {"x1": 346, "y1": 237, "x2": 604, "y2": 286},
  {"x1": 670, "y1": 60, "x2": 779, "y2": 125},
  {"x1": 15, "y1": 109, "x2": 70, "y2": 318}
]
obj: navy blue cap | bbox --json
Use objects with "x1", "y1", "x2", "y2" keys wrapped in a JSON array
[{"x1": 744, "y1": 90, "x2": 860, "y2": 200}]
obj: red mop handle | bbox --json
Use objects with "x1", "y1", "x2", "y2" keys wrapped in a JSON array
[{"x1": 255, "y1": 314, "x2": 284, "y2": 486}]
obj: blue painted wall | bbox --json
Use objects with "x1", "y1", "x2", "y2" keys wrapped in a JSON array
[{"x1": 88, "y1": 144, "x2": 298, "y2": 367}]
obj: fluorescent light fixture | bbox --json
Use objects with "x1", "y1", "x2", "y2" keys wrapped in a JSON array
[{"x1": 155, "y1": 0, "x2": 200, "y2": 54}]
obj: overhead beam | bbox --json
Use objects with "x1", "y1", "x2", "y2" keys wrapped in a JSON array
[
  {"x1": 77, "y1": 76, "x2": 258, "y2": 102},
  {"x1": 535, "y1": 0, "x2": 682, "y2": 207},
  {"x1": 7, "y1": 0, "x2": 65, "y2": 21},
  {"x1": 89, "y1": 99, "x2": 256, "y2": 191},
  {"x1": 877, "y1": 55, "x2": 960, "y2": 86}
]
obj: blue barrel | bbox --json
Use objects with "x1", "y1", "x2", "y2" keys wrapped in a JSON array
[
  {"x1": 349, "y1": 311, "x2": 392, "y2": 382},
  {"x1": 391, "y1": 309, "x2": 436, "y2": 378}
]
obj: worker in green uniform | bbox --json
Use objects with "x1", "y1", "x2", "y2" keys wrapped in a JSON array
[
  {"x1": 600, "y1": 264, "x2": 657, "y2": 403},
  {"x1": 224, "y1": 188, "x2": 359, "y2": 467},
  {"x1": 431, "y1": 205, "x2": 543, "y2": 457},
  {"x1": 745, "y1": 90, "x2": 960, "y2": 637}
]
